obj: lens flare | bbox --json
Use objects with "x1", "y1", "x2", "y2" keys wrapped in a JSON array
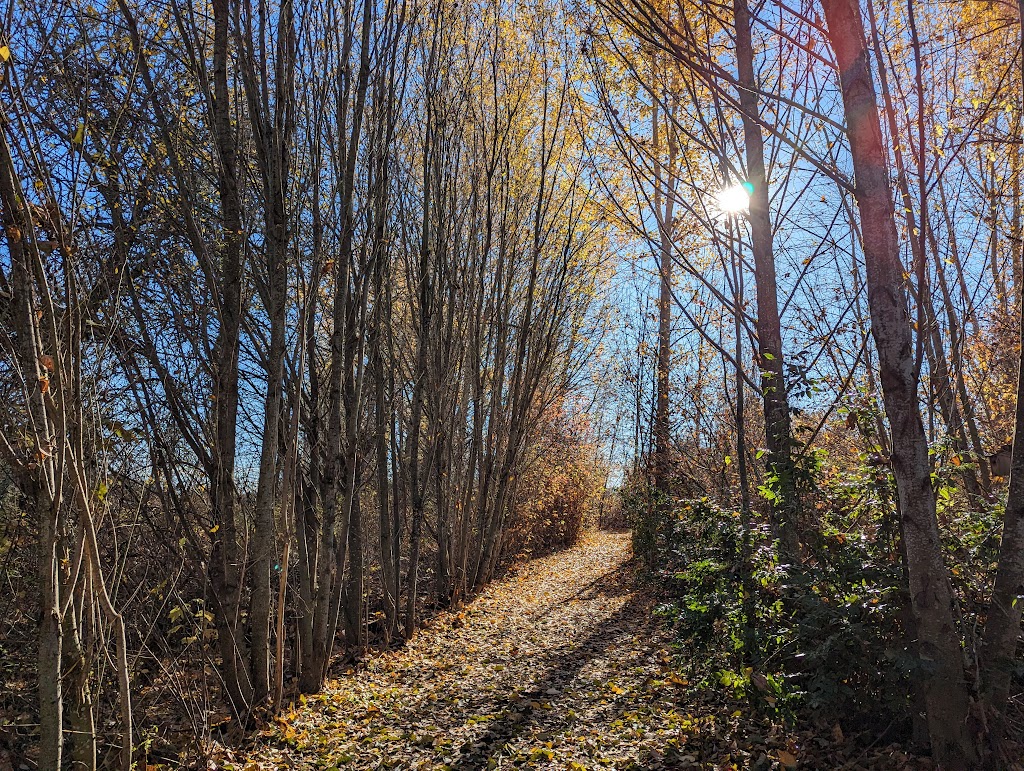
[{"x1": 716, "y1": 182, "x2": 752, "y2": 214}]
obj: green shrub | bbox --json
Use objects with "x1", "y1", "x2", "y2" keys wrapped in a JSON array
[{"x1": 643, "y1": 461, "x2": 922, "y2": 735}]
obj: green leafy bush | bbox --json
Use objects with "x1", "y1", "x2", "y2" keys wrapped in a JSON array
[{"x1": 639, "y1": 462, "x2": 922, "y2": 736}]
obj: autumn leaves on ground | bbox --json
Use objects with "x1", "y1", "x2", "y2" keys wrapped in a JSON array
[{"x1": 235, "y1": 534, "x2": 907, "y2": 771}]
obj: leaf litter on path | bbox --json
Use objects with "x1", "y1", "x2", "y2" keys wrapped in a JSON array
[{"x1": 238, "y1": 532, "x2": 938, "y2": 770}]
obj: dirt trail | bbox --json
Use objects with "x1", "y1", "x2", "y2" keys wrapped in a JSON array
[
  {"x1": 244, "y1": 532, "x2": 693, "y2": 769},
  {"x1": 241, "y1": 532, "x2": 980, "y2": 771}
]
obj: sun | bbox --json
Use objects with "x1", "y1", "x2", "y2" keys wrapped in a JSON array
[{"x1": 716, "y1": 181, "x2": 754, "y2": 215}]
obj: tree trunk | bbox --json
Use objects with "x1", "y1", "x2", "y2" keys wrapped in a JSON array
[
  {"x1": 245, "y1": 0, "x2": 296, "y2": 707},
  {"x1": 250, "y1": 234, "x2": 288, "y2": 707},
  {"x1": 0, "y1": 117, "x2": 64, "y2": 771},
  {"x1": 651, "y1": 58, "x2": 675, "y2": 504},
  {"x1": 820, "y1": 0, "x2": 977, "y2": 764},
  {"x1": 375, "y1": 341, "x2": 399, "y2": 643},
  {"x1": 208, "y1": 0, "x2": 252, "y2": 716},
  {"x1": 734, "y1": 0, "x2": 797, "y2": 557},
  {"x1": 866, "y1": 0, "x2": 985, "y2": 499},
  {"x1": 36, "y1": 484, "x2": 63, "y2": 771},
  {"x1": 63, "y1": 591, "x2": 96, "y2": 771}
]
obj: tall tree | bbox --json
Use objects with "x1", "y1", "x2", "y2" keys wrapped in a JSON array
[
  {"x1": 820, "y1": 0, "x2": 977, "y2": 764},
  {"x1": 732, "y1": 0, "x2": 798, "y2": 557},
  {"x1": 651, "y1": 50, "x2": 677, "y2": 506}
]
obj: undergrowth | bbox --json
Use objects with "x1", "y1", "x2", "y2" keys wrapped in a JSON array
[{"x1": 623, "y1": 446, "x2": 1011, "y2": 748}]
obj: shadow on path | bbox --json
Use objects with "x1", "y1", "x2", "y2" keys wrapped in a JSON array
[{"x1": 451, "y1": 578, "x2": 655, "y2": 770}]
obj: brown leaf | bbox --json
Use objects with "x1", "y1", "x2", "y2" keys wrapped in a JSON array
[{"x1": 750, "y1": 671, "x2": 770, "y2": 693}]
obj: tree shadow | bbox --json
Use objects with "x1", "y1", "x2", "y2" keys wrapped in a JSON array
[
  {"x1": 450, "y1": 584, "x2": 656, "y2": 769},
  {"x1": 528, "y1": 562, "x2": 635, "y2": 625}
]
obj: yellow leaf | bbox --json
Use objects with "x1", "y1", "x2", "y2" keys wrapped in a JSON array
[
  {"x1": 0, "y1": 45, "x2": 10, "y2": 62},
  {"x1": 72, "y1": 123, "x2": 85, "y2": 145}
]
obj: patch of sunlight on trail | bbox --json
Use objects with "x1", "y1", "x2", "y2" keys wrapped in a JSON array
[{"x1": 244, "y1": 532, "x2": 701, "y2": 770}]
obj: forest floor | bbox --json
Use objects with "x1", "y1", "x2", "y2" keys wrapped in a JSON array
[{"x1": 235, "y1": 532, "x2": 934, "y2": 771}]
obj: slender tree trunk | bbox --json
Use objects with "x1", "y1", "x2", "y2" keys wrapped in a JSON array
[
  {"x1": 734, "y1": 0, "x2": 797, "y2": 556},
  {"x1": 63, "y1": 589, "x2": 96, "y2": 771},
  {"x1": 867, "y1": 0, "x2": 985, "y2": 498},
  {"x1": 0, "y1": 117, "x2": 64, "y2": 771},
  {"x1": 208, "y1": 0, "x2": 252, "y2": 715},
  {"x1": 36, "y1": 483, "x2": 63, "y2": 771},
  {"x1": 651, "y1": 59, "x2": 674, "y2": 504},
  {"x1": 730, "y1": 219, "x2": 757, "y2": 661},
  {"x1": 405, "y1": 53, "x2": 436, "y2": 634},
  {"x1": 436, "y1": 425, "x2": 452, "y2": 603},
  {"x1": 250, "y1": 235, "x2": 288, "y2": 707},
  {"x1": 246, "y1": 0, "x2": 296, "y2": 706},
  {"x1": 376, "y1": 363, "x2": 399, "y2": 642},
  {"x1": 820, "y1": 0, "x2": 977, "y2": 764},
  {"x1": 371, "y1": 143, "x2": 399, "y2": 641},
  {"x1": 405, "y1": 366, "x2": 427, "y2": 637},
  {"x1": 344, "y1": 493, "x2": 365, "y2": 649},
  {"x1": 273, "y1": 368, "x2": 301, "y2": 713}
]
